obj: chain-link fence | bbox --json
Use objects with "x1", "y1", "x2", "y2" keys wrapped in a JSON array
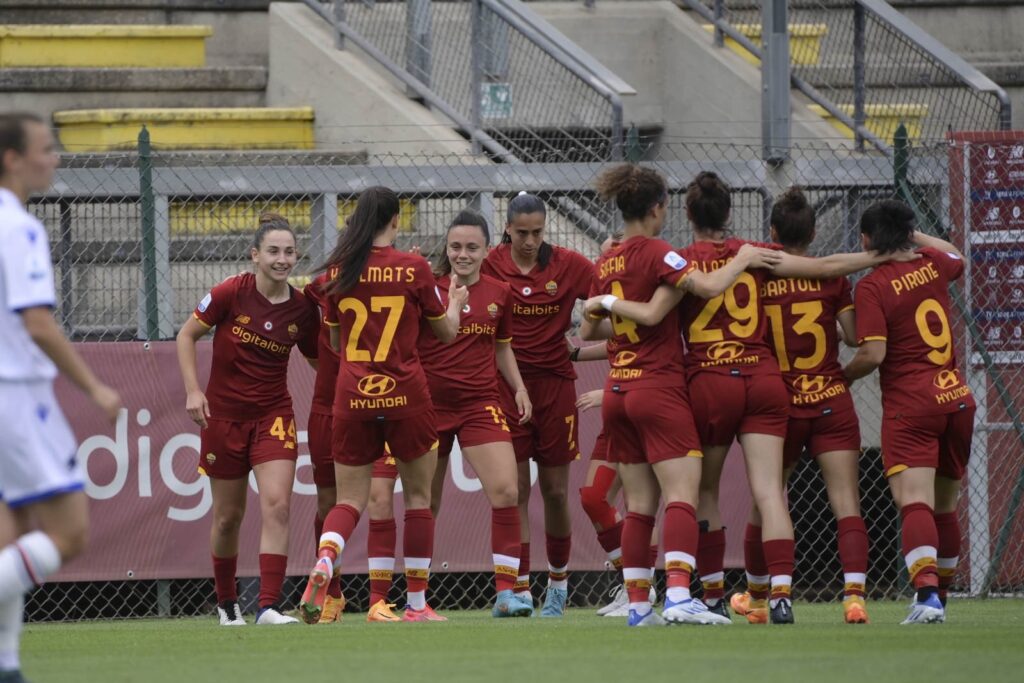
[{"x1": 22, "y1": 131, "x2": 1024, "y2": 622}]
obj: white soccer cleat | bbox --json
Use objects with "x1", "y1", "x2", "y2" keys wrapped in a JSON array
[
  {"x1": 662, "y1": 598, "x2": 732, "y2": 625},
  {"x1": 627, "y1": 608, "x2": 666, "y2": 627},
  {"x1": 217, "y1": 600, "x2": 246, "y2": 626},
  {"x1": 900, "y1": 594, "x2": 945, "y2": 625},
  {"x1": 597, "y1": 585, "x2": 627, "y2": 616},
  {"x1": 255, "y1": 605, "x2": 300, "y2": 625}
]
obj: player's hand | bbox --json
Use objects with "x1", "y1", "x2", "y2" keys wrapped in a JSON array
[
  {"x1": 448, "y1": 279, "x2": 469, "y2": 311},
  {"x1": 409, "y1": 245, "x2": 422, "y2": 256},
  {"x1": 515, "y1": 389, "x2": 533, "y2": 424},
  {"x1": 583, "y1": 296, "x2": 608, "y2": 318},
  {"x1": 576, "y1": 389, "x2": 603, "y2": 412},
  {"x1": 90, "y1": 383, "x2": 123, "y2": 424},
  {"x1": 740, "y1": 244, "x2": 782, "y2": 270},
  {"x1": 186, "y1": 389, "x2": 211, "y2": 429},
  {"x1": 886, "y1": 249, "x2": 922, "y2": 263}
]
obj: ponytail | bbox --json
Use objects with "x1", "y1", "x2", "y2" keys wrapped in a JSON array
[{"x1": 317, "y1": 186, "x2": 400, "y2": 295}]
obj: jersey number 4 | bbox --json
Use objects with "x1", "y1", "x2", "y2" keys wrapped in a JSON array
[{"x1": 338, "y1": 296, "x2": 405, "y2": 362}]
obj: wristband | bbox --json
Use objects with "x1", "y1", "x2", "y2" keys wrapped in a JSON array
[
  {"x1": 600, "y1": 294, "x2": 619, "y2": 312},
  {"x1": 569, "y1": 346, "x2": 580, "y2": 362}
]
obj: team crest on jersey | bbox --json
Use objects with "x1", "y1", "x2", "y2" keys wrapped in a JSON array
[
  {"x1": 487, "y1": 303, "x2": 498, "y2": 318},
  {"x1": 793, "y1": 374, "x2": 831, "y2": 395},
  {"x1": 287, "y1": 323, "x2": 299, "y2": 339},
  {"x1": 522, "y1": 286, "x2": 532, "y2": 296},
  {"x1": 264, "y1": 322, "x2": 273, "y2": 331},
  {"x1": 357, "y1": 374, "x2": 397, "y2": 397},
  {"x1": 707, "y1": 340, "x2": 745, "y2": 361},
  {"x1": 235, "y1": 314, "x2": 250, "y2": 324},
  {"x1": 206, "y1": 453, "x2": 216, "y2": 465},
  {"x1": 545, "y1": 280, "x2": 558, "y2": 296},
  {"x1": 933, "y1": 369, "x2": 961, "y2": 390},
  {"x1": 612, "y1": 350, "x2": 637, "y2": 367}
]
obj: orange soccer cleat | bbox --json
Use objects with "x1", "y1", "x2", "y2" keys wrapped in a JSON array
[
  {"x1": 318, "y1": 594, "x2": 346, "y2": 624},
  {"x1": 402, "y1": 604, "x2": 448, "y2": 622},
  {"x1": 843, "y1": 596, "x2": 870, "y2": 624},
  {"x1": 367, "y1": 599, "x2": 402, "y2": 623},
  {"x1": 299, "y1": 557, "x2": 333, "y2": 624},
  {"x1": 730, "y1": 592, "x2": 767, "y2": 624}
]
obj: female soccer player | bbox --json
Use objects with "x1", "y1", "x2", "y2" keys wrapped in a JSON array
[
  {"x1": 844, "y1": 200, "x2": 974, "y2": 625},
  {"x1": 298, "y1": 186, "x2": 465, "y2": 624},
  {"x1": 581, "y1": 163, "x2": 780, "y2": 626},
  {"x1": 176, "y1": 213, "x2": 320, "y2": 626},
  {"x1": 481, "y1": 193, "x2": 598, "y2": 616},
  {"x1": 600, "y1": 172, "x2": 893, "y2": 624},
  {"x1": 730, "y1": 187, "x2": 869, "y2": 624},
  {"x1": 303, "y1": 266, "x2": 347, "y2": 623}
]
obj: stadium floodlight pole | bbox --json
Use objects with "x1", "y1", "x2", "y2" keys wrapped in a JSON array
[{"x1": 761, "y1": 0, "x2": 791, "y2": 165}]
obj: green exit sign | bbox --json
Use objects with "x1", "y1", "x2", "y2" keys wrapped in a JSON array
[{"x1": 481, "y1": 83, "x2": 512, "y2": 119}]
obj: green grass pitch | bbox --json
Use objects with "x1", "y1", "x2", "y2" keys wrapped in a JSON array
[{"x1": 23, "y1": 600, "x2": 1024, "y2": 682}]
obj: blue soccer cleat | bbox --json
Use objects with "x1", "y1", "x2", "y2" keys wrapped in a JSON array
[
  {"x1": 901, "y1": 592, "x2": 945, "y2": 625},
  {"x1": 493, "y1": 589, "x2": 533, "y2": 618},
  {"x1": 627, "y1": 607, "x2": 666, "y2": 627},
  {"x1": 662, "y1": 597, "x2": 732, "y2": 625},
  {"x1": 541, "y1": 587, "x2": 568, "y2": 617}
]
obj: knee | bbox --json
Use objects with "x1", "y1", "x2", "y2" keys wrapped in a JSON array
[
  {"x1": 56, "y1": 522, "x2": 89, "y2": 561},
  {"x1": 262, "y1": 498, "x2": 290, "y2": 530},
  {"x1": 490, "y1": 482, "x2": 518, "y2": 509},
  {"x1": 367, "y1": 495, "x2": 394, "y2": 521},
  {"x1": 213, "y1": 506, "x2": 245, "y2": 537},
  {"x1": 540, "y1": 483, "x2": 569, "y2": 510}
]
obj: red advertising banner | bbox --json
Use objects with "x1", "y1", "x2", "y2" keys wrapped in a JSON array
[{"x1": 51, "y1": 342, "x2": 754, "y2": 582}]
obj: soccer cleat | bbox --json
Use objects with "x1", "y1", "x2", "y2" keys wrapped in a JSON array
[
  {"x1": 255, "y1": 605, "x2": 299, "y2": 625},
  {"x1": 298, "y1": 557, "x2": 333, "y2": 624},
  {"x1": 704, "y1": 598, "x2": 731, "y2": 620},
  {"x1": 769, "y1": 598, "x2": 795, "y2": 624},
  {"x1": 843, "y1": 596, "x2": 869, "y2": 624},
  {"x1": 662, "y1": 597, "x2": 732, "y2": 625},
  {"x1": 627, "y1": 608, "x2": 666, "y2": 627},
  {"x1": 367, "y1": 599, "x2": 401, "y2": 622},
  {"x1": 541, "y1": 587, "x2": 568, "y2": 617},
  {"x1": 729, "y1": 591, "x2": 751, "y2": 615},
  {"x1": 597, "y1": 585, "x2": 627, "y2": 616},
  {"x1": 901, "y1": 593, "x2": 944, "y2": 625},
  {"x1": 493, "y1": 589, "x2": 533, "y2": 618},
  {"x1": 318, "y1": 594, "x2": 346, "y2": 623},
  {"x1": 0, "y1": 670, "x2": 28, "y2": 683},
  {"x1": 217, "y1": 600, "x2": 246, "y2": 626},
  {"x1": 403, "y1": 604, "x2": 448, "y2": 622},
  {"x1": 729, "y1": 592, "x2": 767, "y2": 623}
]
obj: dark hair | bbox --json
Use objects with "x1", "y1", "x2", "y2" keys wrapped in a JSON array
[
  {"x1": 594, "y1": 163, "x2": 668, "y2": 222},
  {"x1": 317, "y1": 186, "x2": 400, "y2": 295},
  {"x1": 859, "y1": 199, "x2": 916, "y2": 254},
  {"x1": 502, "y1": 192, "x2": 552, "y2": 270},
  {"x1": 685, "y1": 171, "x2": 731, "y2": 231},
  {"x1": 770, "y1": 186, "x2": 816, "y2": 248},
  {"x1": 253, "y1": 212, "x2": 295, "y2": 250},
  {"x1": 0, "y1": 112, "x2": 45, "y2": 177},
  {"x1": 435, "y1": 209, "x2": 491, "y2": 277}
]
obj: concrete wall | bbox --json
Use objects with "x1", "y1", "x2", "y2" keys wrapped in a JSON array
[
  {"x1": 533, "y1": 1, "x2": 843, "y2": 147},
  {"x1": 265, "y1": 2, "x2": 475, "y2": 158}
]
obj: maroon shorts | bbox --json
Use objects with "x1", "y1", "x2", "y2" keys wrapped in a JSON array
[
  {"x1": 881, "y1": 406, "x2": 976, "y2": 480},
  {"x1": 371, "y1": 450, "x2": 398, "y2": 480},
  {"x1": 590, "y1": 430, "x2": 609, "y2": 462},
  {"x1": 199, "y1": 413, "x2": 298, "y2": 480},
  {"x1": 436, "y1": 400, "x2": 513, "y2": 458},
  {"x1": 688, "y1": 372, "x2": 790, "y2": 446},
  {"x1": 500, "y1": 374, "x2": 580, "y2": 467},
  {"x1": 782, "y1": 404, "x2": 862, "y2": 469},
  {"x1": 602, "y1": 386, "x2": 703, "y2": 465},
  {"x1": 307, "y1": 411, "x2": 336, "y2": 488},
  {"x1": 333, "y1": 409, "x2": 438, "y2": 467}
]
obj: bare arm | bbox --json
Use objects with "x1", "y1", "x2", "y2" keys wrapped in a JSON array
[
  {"x1": 681, "y1": 244, "x2": 780, "y2": 298},
  {"x1": 22, "y1": 307, "x2": 122, "y2": 422},
  {"x1": 585, "y1": 284, "x2": 684, "y2": 328},
  {"x1": 912, "y1": 230, "x2": 965, "y2": 261},
  {"x1": 573, "y1": 341, "x2": 610, "y2": 362},
  {"x1": 176, "y1": 316, "x2": 212, "y2": 428},
  {"x1": 580, "y1": 314, "x2": 614, "y2": 341},
  {"x1": 843, "y1": 340, "x2": 886, "y2": 381},
  {"x1": 496, "y1": 341, "x2": 532, "y2": 424},
  {"x1": 428, "y1": 279, "x2": 468, "y2": 344},
  {"x1": 837, "y1": 307, "x2": 857, "y2": 348},
  {"x1": 773, "y1": 250, "x2": 889, "y2": 280}
]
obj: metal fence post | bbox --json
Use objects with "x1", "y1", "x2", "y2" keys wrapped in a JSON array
[
  {"x1": 311, "y1": 192, "x2": 339, "y2": 266},
  {"x1": 761, "y1": 0, "x2": 790, "y2": 164},
  {"x1": 470, "y1": 0, "x2": 484, "y2": 155},
  {"x1": 406, "y1": 0, "x2": 433, "y2": 91},
  {"x1": 713, "y1": 0, "x2": 724, "y2": 48},
  {"x1": 332, "y1": 0, "x2": 345, "y2": 49},
  {"x1": 138, "y1": 126, "x2": 160, "y2": 341},
  {"x1": 57, "y1": 199, "x2": 74, "y2": 335},
  {"x1": 853, "y1": 3, "x2": 867, "y2": 153}
]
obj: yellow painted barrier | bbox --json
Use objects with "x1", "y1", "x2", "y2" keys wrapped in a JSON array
[
  {"x1": 0, "y1": 25, "x2": 211, "y2": 68},
  {"x1": 808, "y1": 103, "x2": 928, "y2": 143},
  {"x1": 703, "y1": 23, "x2": 828, "y2": 67},
  {"x1": 169, "y1": 198, "x2": 418, "y2": 235},
  {"x1": 53, "y1": 108, "x2": 316, "y2": 151}
]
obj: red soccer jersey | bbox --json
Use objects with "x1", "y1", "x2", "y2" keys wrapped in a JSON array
[
  {"x1": 762, "y1": 274, "x2": 854, "y2": 418},
  {"x1": 419, "y1": 273, "x2": 514, "y2": 406},
  {"x1": 482, "y1": 243, "x2": 597, "y2": 379},
  {"x1": 304, "y1": 268, "x2": 340, "y2": 417},
  {"x1": 590, "y1": 236, "x2": 692, "y2": 391},
  {"x1": 324, "y1": 246, "x2": 446, "y2": 420},
  {"x1": 193, "y1": 273, "x2": 319, "y2": 421},
  {"x1": 855, "y1": 246, "x2": 975, "y2": 417},
  {"x1": 677, "y1": 239, "x2": 780, "y2": 378}
]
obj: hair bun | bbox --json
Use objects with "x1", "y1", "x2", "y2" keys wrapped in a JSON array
[{"x1": 517, "y1": 190, "x2": 528, "y2": 196}]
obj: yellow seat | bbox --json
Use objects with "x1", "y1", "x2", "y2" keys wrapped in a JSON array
[
  {"x1": 808, "y1": 103, "x2": 928, "y2": 143},
  {"x1": 703, "y1": 23, "x2": 829, "y2": 67},
  {"x1": 0, "y1": 25, "x2": 212, "y2": 68}
]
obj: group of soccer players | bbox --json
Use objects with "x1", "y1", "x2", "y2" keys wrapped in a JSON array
[{"x1": 172, "y1": 158, "x2": 973, "y2": 629}]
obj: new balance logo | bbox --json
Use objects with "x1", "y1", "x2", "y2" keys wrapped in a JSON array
[{"x1": 235, "y1": 314, "x2": 251, "y2": 324}]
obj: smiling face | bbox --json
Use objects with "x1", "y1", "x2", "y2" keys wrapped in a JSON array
[
  {"x1": 251, "y1": 229, "x2": 297, "y2": 282},
  {"x1": 505, "y1": 211, "x2": 545, "y2": 263},
  {"x1": 447, "y1": 223, "x2": 488, "y2": 279}
]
